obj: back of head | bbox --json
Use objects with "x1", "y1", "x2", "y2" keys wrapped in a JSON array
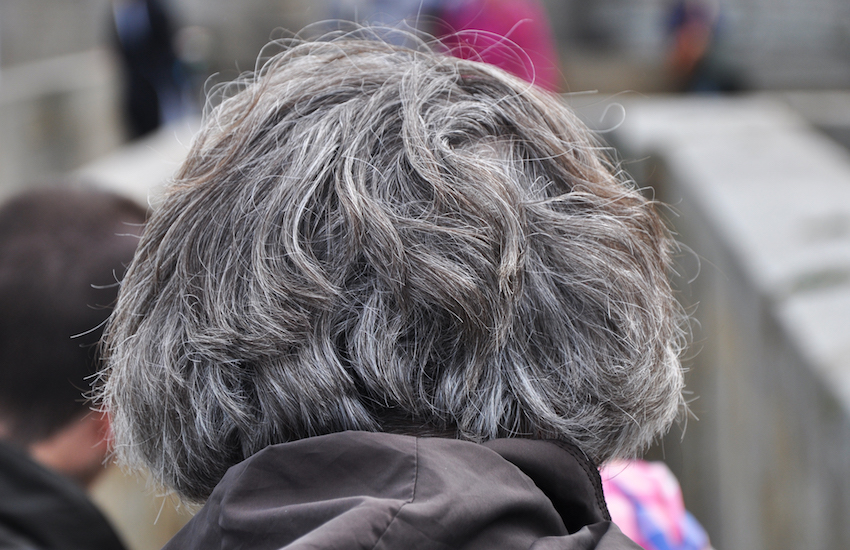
[
  {"x1": 99, "y1": 28, "x2": 687, "y2": 503},
  {"x1": 0, "y1": 187, "x2": 146, "y2": 446}
]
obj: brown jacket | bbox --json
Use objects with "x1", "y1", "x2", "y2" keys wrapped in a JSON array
[{"x1": 164, "y1": 431, "x2": 640, "y2": 549}]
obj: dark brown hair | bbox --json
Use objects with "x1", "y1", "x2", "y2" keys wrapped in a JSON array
[{"x1": 0, "y1": 187, "x2": 146, "y2": 445}]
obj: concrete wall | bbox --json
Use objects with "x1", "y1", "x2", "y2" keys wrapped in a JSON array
[
  {"x1": 0, "y1": 49, "x2": 123, "y2": 200},
  {"x1": 596, "y1": 94, "x2": 850, "y2": 550},
  {"x1": 0, "y1": 0, "x2": 111, "y2": 67}
]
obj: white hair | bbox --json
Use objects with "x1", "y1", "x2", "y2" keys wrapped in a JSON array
[{"x1": 98, "y1": 27, "x2": 687, "y2": 503}]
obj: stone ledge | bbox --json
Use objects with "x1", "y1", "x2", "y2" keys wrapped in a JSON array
[
  {"x1": 604, "y1": 93, "x2": 850, "y2": 550},
  {"x1": 75, "y1": 117, "x2": 200, "y2": 208},
  {"x1": 608, "y1": 94, "x2": 850, "y2": 412}
]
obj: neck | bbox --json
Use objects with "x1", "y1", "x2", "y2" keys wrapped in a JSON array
[{"x1": 27, "y1": 411, "x2": 111, "y2": 488}]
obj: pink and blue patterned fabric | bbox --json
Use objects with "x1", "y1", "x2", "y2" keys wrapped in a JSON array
[{"x1": 601, "y1": 460, "x2": 711, "y2": 550}]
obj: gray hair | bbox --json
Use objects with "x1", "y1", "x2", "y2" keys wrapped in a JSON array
[{"x1": 98, "y1": 28, "x2": 687, "y2": 503}]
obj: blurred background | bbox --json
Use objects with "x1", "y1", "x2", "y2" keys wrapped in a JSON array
[{"x1": 1, "y1": 1, "x2": 849, "y2": 549}]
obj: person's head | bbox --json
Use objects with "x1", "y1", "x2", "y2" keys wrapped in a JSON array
[
  {"x1": 99, "y1": 29, "x2": 687, "y2": 503},
  {"x1": 0, "y1": 187, "x2": 146, "y2": 484}
]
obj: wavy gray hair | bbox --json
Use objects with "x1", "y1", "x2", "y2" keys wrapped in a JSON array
[{"x1": 98, "y1": 29, "x2": 687, "y2": 503}]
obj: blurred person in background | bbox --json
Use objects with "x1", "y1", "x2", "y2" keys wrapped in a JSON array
[
  {"x1": 329, "y1": 0, "x2": 561, "y2": 90},
  {"x1": 111, "y1": 0, "x2": 191, "y2": 139},
  {"x1": 666, "y1": 0, "x2": 743, "y2": 93},
  {"x1": 435, "y1": 0, "x2": 561, "y2": 91},
  {"x1": 0, "y1": 187, "x2": 145, "y2": 550},
  {"x1": 98, "y1": 28, "x2": 689, "y2": 550}
]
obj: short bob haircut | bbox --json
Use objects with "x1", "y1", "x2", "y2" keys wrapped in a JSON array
[{"x1": 98, "y1": 28, "x2": 687, "y2": 503}]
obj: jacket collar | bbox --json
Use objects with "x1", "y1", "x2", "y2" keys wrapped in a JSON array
[
  {"x1": 165, "y1": 431, "x2": 632, "y2": 550},
  {"x1": 483, "y1": 438, "x2": 611, "y2": 533}
]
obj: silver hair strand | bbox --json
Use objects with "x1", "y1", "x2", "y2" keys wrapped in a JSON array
[{"x1": 97, "y1": 27, "x2": 688, "y2": 503}]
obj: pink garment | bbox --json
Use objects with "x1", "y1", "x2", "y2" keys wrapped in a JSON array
[
  {"x1": 601, "y1": 459, "x2": 711, "y2": 550},
  {"x1": 435, "y1": 0, "x2": 561, "y2": 91}
]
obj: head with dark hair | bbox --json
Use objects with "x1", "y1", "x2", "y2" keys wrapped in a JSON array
[
  {"x1": 98, "y1": 29, "x2": 687, "y2": 503},
  {"x1": 0, "y1": 187, "x2": 146, "y2": 449}
]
